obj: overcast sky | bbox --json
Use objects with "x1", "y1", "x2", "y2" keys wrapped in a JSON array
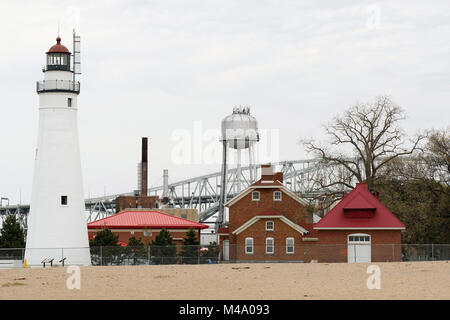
[{"x1": 0, "y1": 0, "x2": 449, "y2": 205}]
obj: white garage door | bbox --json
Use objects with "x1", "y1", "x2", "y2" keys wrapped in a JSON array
[{"x1": 348, "y1": 234, "x2": 371, "y2": 263}]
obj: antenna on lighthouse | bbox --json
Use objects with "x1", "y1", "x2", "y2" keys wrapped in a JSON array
[{"x1": 72, "y1": 29, "x2": 81, "y2": 82}]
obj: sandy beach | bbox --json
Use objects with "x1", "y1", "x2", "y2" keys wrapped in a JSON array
[{"x1": 0, "y1": 261, "x2": 449, "y2": 300}]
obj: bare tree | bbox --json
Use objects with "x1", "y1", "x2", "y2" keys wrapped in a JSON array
[
  {"x1": 425, "y1": 128, "x2": 450, "y2": 186},
  {"x1": 301, "y1": 95, "x2": 426, "y2": 193}
]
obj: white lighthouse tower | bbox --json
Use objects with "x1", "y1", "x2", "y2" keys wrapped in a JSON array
[{"x1": 25, "y1": 34, "x2": 91, "y2": 266}]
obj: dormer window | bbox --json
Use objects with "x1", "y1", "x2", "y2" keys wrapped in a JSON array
[
  {"x1": 266, "y1": 221, "x2": 274, "y2": 231},
  {"x1": 344, "y1": 208, "x2": 375, "y2": 218},
  {"x1": 252, "y1": 191, "x2": 260, "y2": 201}
]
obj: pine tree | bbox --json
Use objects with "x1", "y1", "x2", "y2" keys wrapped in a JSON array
[
  {"x1": 0, "y1": 215, "x2": 25, "y2": 248},
  {"x1": 89, "y1": 228, "x2": 119, "y2": 247},
  {"x1": 179, "y1": 228, "x2": 200, "y2": 264},
  {"x1": 126, "y1": 236, "x2": 146, "y2": 260},
  {"x1": 89, "y1": 228, "x2": 121, "y2": 265},
  {"x1": 150, "y1": 228, "x2": 176, "y2": 263},
  {"x1": 128, "y1": 236, "x2": 144, "y2": 247},
  {"x1": 151, "y1": 228, "x2": 174, "y2": 246}
]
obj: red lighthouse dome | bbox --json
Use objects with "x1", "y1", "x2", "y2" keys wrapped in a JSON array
[{"x1": 46, "y1": 36, "x2": 71, "y2": 54}]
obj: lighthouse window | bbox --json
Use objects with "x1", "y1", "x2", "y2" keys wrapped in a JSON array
[
  {"x1": 68, "y1": 98, "x2": 72, "y2": 107},
  {"x1": 61, "y1": 196, "x2": 68, "y2": 206}
]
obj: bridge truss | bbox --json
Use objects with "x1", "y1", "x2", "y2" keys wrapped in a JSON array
[{"x1": 1, "y1": 158, "x2": 361, "y2": 230}]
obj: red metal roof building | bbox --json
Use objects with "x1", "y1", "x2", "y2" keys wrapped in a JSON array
[
  {"x1": 314, "y1": 183, "x2": 406, "y2": 230},
  {"x1": 88, "y1": 209, "x2": 208, "y2": 245},
  {"x1": 314, "y1": 183, "x2": 405, "y2": 263}
]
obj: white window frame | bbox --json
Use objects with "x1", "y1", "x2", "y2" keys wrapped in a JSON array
[
  {"x1": 273, "y1": 191, "x2": 282, "y2": 201},
  {"x1": 252, "y1": 191, "x2": 260, "y2": 201},
  {"x1": 348, "y1": 233, "x2": 371, "y2": 244},
  {"x1": 265, "y1": 221, "x2": 274, "y2": 231},
  {"x1": 266, "y1": 237, "x2": 274, "y2": 254},
  {"x1": 286, "y1": 237, "x2": 294, "y2": 255},
  {"x1": 245, "y1": 237, "x2": 254, "y2": 254}
]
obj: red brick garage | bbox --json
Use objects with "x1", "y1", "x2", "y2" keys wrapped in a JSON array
[{"x1": 314, "y1": 183, "x2": 405, "y2": 263}]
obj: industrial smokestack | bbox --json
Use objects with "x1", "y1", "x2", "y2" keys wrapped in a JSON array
[
  {"x1": 141, "y1": 137, "x2": 148, "y2": 196},
  {"x1": 162, "y1": 169, "x2": 169, "y2": 204}
]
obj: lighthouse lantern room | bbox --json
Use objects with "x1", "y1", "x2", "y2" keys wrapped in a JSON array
[
  {"x1": 46, "y1": 37, "x2": 71, "y2": 71},
  {"x1": 25, "y1": 33, "x2": 91, "y2": 267}
]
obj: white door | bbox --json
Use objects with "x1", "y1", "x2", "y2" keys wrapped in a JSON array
[
  {"x1": 223, "y1": 240, "x2": 229, "y2": 261},
  {"x1": 348, "y1": 234, "x2": 371, "y2": 263}
]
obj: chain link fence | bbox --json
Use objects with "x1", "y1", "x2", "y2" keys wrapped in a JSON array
[{"x1": 1, "y1": 244, "x2": 449, "y2": 267}]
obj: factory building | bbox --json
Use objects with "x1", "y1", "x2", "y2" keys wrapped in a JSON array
[
  {"x1": 113, "y1": 137, "x2": 199, "y2": 222},
  {"x1": 115, "y1": 195, "x2": 159, "y2": 212}
]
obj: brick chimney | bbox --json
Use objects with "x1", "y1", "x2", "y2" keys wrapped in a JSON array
[
  {"x1": 274, "y1": 172, "x2": 283, "y2": 183},
  {"x1": 260, "y1": 164, "x2": 283, "y2": 183},
  {"x1": 261, "y1": 164, "x2": 273, "y2": 180}
]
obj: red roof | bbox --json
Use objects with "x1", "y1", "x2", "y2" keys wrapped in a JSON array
[
  {"x1": 87, "y1": 209, "x2": 208, "y2": 230},
  {"x1": 251, "y1": 179, "x2": 284, "y2": 188},
  {"x1": 314, "y1": 183, "x2": 406, "y2": 230},
  {"x1": 47, "y1": 36, "x2": 71, "y2": 54}
]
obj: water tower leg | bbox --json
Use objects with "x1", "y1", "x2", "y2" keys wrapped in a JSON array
[
  {"x1": 248, "y1": 146, "x2": 254, "y2": 182},
  {"x1": 237, "y1": 149, "x2": 242, "y2": 193},
  {"x1": 218, "y1": 141, "x2": 228, "y2": 226}
]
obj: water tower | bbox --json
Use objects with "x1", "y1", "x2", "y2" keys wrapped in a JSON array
[{"x1": 218, "y1": 106, "x2": 259, "y2": 225}]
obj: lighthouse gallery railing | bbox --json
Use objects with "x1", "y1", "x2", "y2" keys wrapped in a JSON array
[{"x1": 36, "y1": 80, "x2": 80, "y2": 93}]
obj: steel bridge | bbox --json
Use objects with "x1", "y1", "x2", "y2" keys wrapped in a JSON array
[{"x1": 1, "y1": 158, "x2": 359, "y2": 230}]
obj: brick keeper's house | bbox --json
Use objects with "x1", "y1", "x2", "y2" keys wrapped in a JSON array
[{"x1": 218, "y1": 165, "x2": 405, "y2": 263}]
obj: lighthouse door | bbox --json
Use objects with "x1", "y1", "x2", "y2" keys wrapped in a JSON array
[{"x1": 348, "y1": 234, "x2": 371, "y2": 263}]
